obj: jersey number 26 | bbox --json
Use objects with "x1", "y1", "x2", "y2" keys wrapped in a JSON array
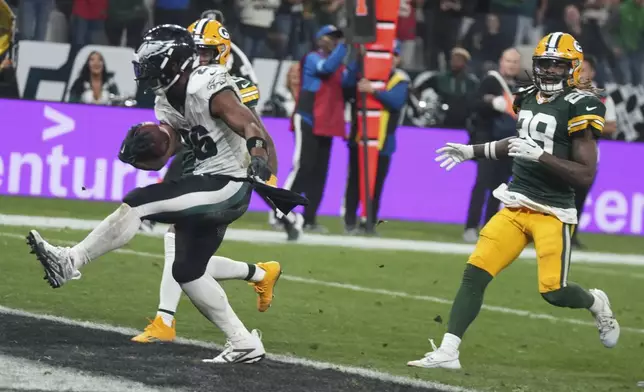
[{"x1": 181, "y1": 125, "x2": 218, "y2": 160}]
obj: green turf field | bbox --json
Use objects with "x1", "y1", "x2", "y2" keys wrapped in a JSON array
[{"x1": 1, "y1": 196, "x2": 644, "y2": 391}]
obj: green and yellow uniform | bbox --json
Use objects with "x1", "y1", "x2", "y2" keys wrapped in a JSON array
[
  {"x1": 469, "y1": 85, "x2": 605, "y2": 294},
  {"x1": 509, "y1": 85, "x2": 605, "y2": 209}
]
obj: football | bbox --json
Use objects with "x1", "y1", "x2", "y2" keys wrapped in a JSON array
[{"x1": 136, "y1": 122, "x2": 171, "y2": 158}]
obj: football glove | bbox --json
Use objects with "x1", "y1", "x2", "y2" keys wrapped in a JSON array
[
  {"x1": 118, "y1": 123, "x2": 158, "y2": 165},
  {"x1": 508, "y1": 136, "x2": 544, "y2": 162},
  {"x1": 435, "y1": 143, "x2": 475, "y2": 171},
  {"x1": 248, "y1": 155, "x2": 272, "y2": 182}
]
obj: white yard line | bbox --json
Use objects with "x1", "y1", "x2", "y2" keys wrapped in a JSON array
[
  {"x1": 1, "y1": 214, "x2": 643, "y2": 265},
  {"x1": 2, "y1": 231, "x2": 643, "y2": 335},
  {"x1": 0, "y1": 305, "x2": 472, "y2": 392}
]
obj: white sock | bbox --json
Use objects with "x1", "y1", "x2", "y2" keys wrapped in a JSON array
[
  {"x1": 206, "y1": 256, "x2": 265, "y2": 282},
  {"x1": 440, "y1": 333, "x2": 462, "y2": 352},
  {"x1": 157, "y1": 232, "x2": 182, "y2": 325},
  {"x1": 156, "y1": 310, "x2": 175, "y2": 327},
  {"x1": 71, "y1": 204, "x2": 142, "y2": 269},
  {"x1": 589, "y1": 291, "x2": 602, "y2": 314},
  {"x1": 180, "y1": 275, "x2": 249, "y2": 339}
]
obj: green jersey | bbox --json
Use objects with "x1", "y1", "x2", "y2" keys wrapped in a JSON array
[
  {"x1": 181, "y1": 76, "x2": 260, "y2": 175},
  {"x1": 508, "y1": 86, "x2": 605, "y2": 209}
]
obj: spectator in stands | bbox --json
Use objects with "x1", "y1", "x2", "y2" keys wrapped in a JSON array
[
  {"x1": 396, "y1": 0, "x2": 417, "y2": 69},
  {"x1": 542, "y1": 0, "x2": 585, "y2": 34},
  {"x1": 515, "y1": 0, "x2": 544, "y2": 47},
  {"x1": 274, "y1": 0, "x2": 305, "y2": 59},
  {"x1": 418, "y1": 47, "x2": 478, "y2": 129},
  {"x1": 344, "y1": 40, "x2": 410, "y2": 235},
  {"x1": 489, "y1": 0, "x2": 519, "y2": 50},
  {"x1": 0, "y1": 0, "x2": 18, "y2": 98},
  {"x1": 572, "y1": 55, "x2": 617, "y2": 249},
  {"x1": 18, "y1": 0, "x2": 52, "y2": 41},
  {"x1": 68, "y1": 51, "x2": 119, "y2": 104},
  {"x1": 153, "y1": 0, "x2": 190, "y2": 26},
  {"x1": 464, "y1": 14, "x2": 505, "y2": 77},
  {"x1": 237, "y1": 0, "x2": 281, "y2": 61},
  {"x1": 283, "y1": 25, "x2": 358, "y2": 233},
  {"x1": 315, "y1": 0, "x2": 344, "y2": 27},
  {"x1": 576, "y1": 0, "x2": 615, "y2": 85},
  {"x1": 105, "y1": 0, "x2": 146, "y2": 49},
  {"x1": 462, "y1": 48, "x2": 521, "y2": 243},
  {"x1": 423, "y1": 0, "x2": 464, "y2": 71},
  {"x1": 609, "y1": 0, "x2": 644, "y2": 85},
  {"x1": 70, "y1": 0, "x2": 107, "y2": 46}
]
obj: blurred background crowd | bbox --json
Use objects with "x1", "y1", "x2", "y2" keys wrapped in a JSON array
[{"x1": 3, "y1": 0, "x2": 644, "y2": 82}]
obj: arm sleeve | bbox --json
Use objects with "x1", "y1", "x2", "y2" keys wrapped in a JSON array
[
  {"x1": 374, "y1": 81, "x2": 409, "y2": 111},
  {"x1": 568, "y1": 96, "x2": 606, "y2": 138},
  {"x1": 313, "y1": 43, "x2": 348, "y2": 75}
]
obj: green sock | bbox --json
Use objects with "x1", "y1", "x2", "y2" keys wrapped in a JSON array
[
  {"x1": 541, "y1": 282, "x2": 594, "y2": 309},
  {"x1": 446, "y1": 264, "x2": 493, "y2": 339}
]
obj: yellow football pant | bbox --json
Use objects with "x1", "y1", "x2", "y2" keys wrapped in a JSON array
[{"x1": 468, "y1": 207, "x2": 575, "y2": 293}]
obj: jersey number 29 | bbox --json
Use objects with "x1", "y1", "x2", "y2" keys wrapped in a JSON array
[
  {"x1": 181, "y1": 125, "x2": 218, "y2": 160},
  {"x1": 516, "y1": 110, "x2": 556, "y2": 154}
]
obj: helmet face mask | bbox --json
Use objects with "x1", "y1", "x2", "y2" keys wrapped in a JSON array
[
  {"x1": 133, "y1": 24, "x2": 196, "y2": 95},
  {"x1": 532, "y1": 32, "x2": 583, "y2": 95},
  {"x1": 532, "y1": 57, "x2": 573, "y2": 94}
]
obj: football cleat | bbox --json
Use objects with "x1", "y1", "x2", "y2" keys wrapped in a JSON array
[
  {"x1": 131, "y1": 316, "x2": 176, "y2": 343},
  {"x1": 589, "y1": 289, "x2": 620, "y2": 348},
  {"x1": 203, "y1": 329, "x2": 265, "y2": 364},
  {"x1": 407, "y1": 339, "x2": 462, "y2": 370},
  {"x1": 251, "y1": 261, "x2": 282, "y2": 312},
  {"x1": 26, "y1": 230, "x2": 75, "y2": 289}
]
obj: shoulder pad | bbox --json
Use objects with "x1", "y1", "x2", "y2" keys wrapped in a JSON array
[
  {"x1": 187, "y1": 65, "x2": 234, "y2": 98},
  {"x1": 394, "y1": 69, "x2": 411, "y2": 82}
]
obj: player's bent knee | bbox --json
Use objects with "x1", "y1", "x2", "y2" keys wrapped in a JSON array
[
  {"x1": 539, "y1": 276, "x2": 561, "y2": 294},
  {"x1": 172, "y1": 260, "x2": 207, "y2": 284}
]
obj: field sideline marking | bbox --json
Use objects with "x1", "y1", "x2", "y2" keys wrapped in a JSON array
[
  {"x1": 2, "y1": 231, "x2": 644, "y2": 336},
  {"x1": 0, "y1": 305, "x2": 474, "y2": 392},
  {"x1": 1, "y1": 214, "x2": 643, "y2": 265}
]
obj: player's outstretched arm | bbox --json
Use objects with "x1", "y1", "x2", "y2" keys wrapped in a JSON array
[
  {"x1": 536, "y1": 129, "x2": 597, "y2": 187},
  {"x1": 210, "y1": 89, "x2": 273, "y2": 181},
  {"x1": 435, "y1": 137, "x2": 512, "y2": 171}
]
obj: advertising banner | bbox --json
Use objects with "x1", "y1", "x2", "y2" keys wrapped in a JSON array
[{"x1": 1, "y1": 98, "x2": 642, "y2": 235}]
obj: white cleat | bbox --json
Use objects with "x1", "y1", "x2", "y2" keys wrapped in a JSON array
[
  {"x1": 589, "y1": 289, "x2": 620, "y2": 348},
  {"x1": 407, "y1": 339, "x2": 462, "y2": 370},
  {"x1": 26, "y1": 230, "x2": 76, "y2": 289},
  {"x1": 203, "y1": 329, "x2": 266, "y2": 364}
]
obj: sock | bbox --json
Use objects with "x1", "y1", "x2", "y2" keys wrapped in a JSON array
[
  {"x1": 440, "y1": 333, "x2": 462, "y2": 353},
  {"x1": 205, "y1": 256, "x2": 265, "y2": 282},
  {"x1": 157, "y1": 232, "x2": 182, "y2": 320},
  {"x1": 446, "y1": 264, "x2": 493, "y2": 339},
  {"x1": 71, "y1": 204, "x2": 142, "y2": 269},
  {"x1": 542, "y1": 282, "x2": 595, "y2": 309},
  {"x1": 156, "y1": 309, "x2": 175, "y2": 327},
  {"x1": 180, "y1": 275, "x2": 249, "y2": 339}
]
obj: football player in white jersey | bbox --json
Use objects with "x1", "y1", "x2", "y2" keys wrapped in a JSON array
[
  {"x1": 25, "y1": 25, "x2": 305, "y2": 364},
  {"x1": 131, "y1": 19, "x2": 284, "y2": 344}
]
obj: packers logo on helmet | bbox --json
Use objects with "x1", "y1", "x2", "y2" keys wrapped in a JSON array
[
  {"x1": 532, "y1": 32, "x2": 583, "y2": 94},
  {"x1": 187, "y1": 18, "x2": 232, "y2": 67}
]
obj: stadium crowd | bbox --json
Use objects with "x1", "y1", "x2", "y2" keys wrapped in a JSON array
[{"x1": 2, "y1": 0, "x2": 644, "y2": 84}]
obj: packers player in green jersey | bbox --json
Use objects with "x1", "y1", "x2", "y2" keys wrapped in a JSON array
[{"x1": 407, "y1": 32, "x2": 619, "y2": 370}]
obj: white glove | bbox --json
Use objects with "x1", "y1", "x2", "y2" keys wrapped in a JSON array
[
  {"x1": 508, "y1": 136, "x2": 544, "y2": 162},
  {"x1": 435, "y1": 143, "x2": 475, "y2": 171}
]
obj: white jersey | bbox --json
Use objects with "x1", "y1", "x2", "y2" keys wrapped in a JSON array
[{"x1": 154, "y1": 65, "x2": 250, "y2": 178}]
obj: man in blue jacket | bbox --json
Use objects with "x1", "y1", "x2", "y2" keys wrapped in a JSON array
[
  {"x1": 343, "y1": 40, "x2": 410, "y2": 234},
  {"x1": 282, "y1": 24, "x2": 358, "y2": 233}
]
